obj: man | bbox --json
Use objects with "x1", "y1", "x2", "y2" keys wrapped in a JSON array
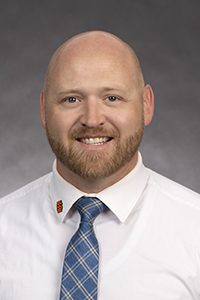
[{"x1": 0, "y1": 31, "x2": 200, "y2": 300}]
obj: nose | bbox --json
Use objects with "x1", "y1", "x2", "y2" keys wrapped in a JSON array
[{"x1": 79, "y1": 98, "x2": 106, "y2": 128}]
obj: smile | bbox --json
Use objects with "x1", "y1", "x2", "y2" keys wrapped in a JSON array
[{"x1": 78, "y1": 137, "x2": 111, "y2": 145}]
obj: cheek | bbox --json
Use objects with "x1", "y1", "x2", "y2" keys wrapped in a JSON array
[
  {"x1": 46, "y1": 111, "x2": 71, "y2": 138},
  {"x1": 113, "y1": 106, "x2": 143, "y2": 135}
]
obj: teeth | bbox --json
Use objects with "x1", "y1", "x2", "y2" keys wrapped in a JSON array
[{"x1": 80, "y1": 137, "x2": 110, "y2": 145}]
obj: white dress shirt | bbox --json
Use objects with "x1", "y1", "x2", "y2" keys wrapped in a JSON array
[{"x1": 1, "y1": 153, "x2": 200, "y2": 299}]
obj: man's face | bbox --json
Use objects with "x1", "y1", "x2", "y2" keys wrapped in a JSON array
[{"x1": 41, "y1": 40, "x2": 149, "y2": 182}]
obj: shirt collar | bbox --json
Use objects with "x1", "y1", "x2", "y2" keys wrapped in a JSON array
[{"x1": 50, "y1": 152, "x2": 149, "y2": 223}]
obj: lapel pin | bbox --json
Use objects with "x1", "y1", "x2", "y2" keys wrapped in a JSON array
[{"x1": 57, "y1": 200, "x2": 63, "y2": 213}]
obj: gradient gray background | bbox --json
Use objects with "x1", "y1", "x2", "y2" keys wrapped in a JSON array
[{"x1": 0, "y1": 0, "x2": 199, "y2": 197}]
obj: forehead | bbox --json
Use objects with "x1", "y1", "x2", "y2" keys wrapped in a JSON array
[{"x1": 48, "y1": 35, "x2": 138, "y2": 92}]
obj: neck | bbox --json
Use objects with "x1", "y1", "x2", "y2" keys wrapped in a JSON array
[{"x1": 56, "y1": 152, "x2": 138, "y2": 193}]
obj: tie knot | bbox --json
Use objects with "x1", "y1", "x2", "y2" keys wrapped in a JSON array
[{"x1": 75, "y1": 196, "x2": 107, "y2": 224}]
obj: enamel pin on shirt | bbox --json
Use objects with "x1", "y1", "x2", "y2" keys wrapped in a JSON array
[{"x1": 57, "y1": 200, "x2": 63, "y2": 213}]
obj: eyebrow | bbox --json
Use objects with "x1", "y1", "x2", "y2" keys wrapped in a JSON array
[
  {"x1": 56, "y1": 86, "x2": 126, "y2": 96},
  {"x1": 102, "y1": 87, "x2": 125, "y2": 92},
  {"x1": 56, "y1": 89, "x2": 80, "y2": 96}
]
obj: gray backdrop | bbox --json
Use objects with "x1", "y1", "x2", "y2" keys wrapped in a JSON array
[{"x1": 0, "y1": 0, "x2": 199, "y2": 197}]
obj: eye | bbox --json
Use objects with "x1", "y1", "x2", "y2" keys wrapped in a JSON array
[
  {"x1": 65, "y1": 97, "x2": 78, "y2": 103},
  {"x1": 107, "y1": 96, "x2": 117, "y2": 102}
]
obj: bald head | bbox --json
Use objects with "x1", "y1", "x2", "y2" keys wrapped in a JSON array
[
  {"x1": 40, "y1": 30, "x2": 154, "y2": 189},
  {"x1": 43, "y1": 31, "x2": 145, "y2": 98}
]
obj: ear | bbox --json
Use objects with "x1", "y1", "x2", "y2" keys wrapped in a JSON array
[
  {"x1": 40, "y1": 91, "x2": 46, "y2": 129},
  {"x1": 143, "y1": 84, "x2": 154, "y2": 126}
]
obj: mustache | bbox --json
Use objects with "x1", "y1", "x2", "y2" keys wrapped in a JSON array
[{"x1": 70, "y1": 127, "x2": 119, "y2": 139}]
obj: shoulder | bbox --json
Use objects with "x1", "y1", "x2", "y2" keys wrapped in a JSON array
[
  {"x1": 0, "y1": 172, "x2": 52, "y2": 205},
  {"x1": 146, "y1": 168, "x2": 200, "y2": 213}
]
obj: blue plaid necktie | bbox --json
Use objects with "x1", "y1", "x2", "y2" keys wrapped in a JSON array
[{"x1": 60, "y1": 196, "x2": 107, "y2": 300}]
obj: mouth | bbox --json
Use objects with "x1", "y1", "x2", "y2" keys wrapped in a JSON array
[{"x1": 77, "y1": 136, "x2": 112, "y2": 145}]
